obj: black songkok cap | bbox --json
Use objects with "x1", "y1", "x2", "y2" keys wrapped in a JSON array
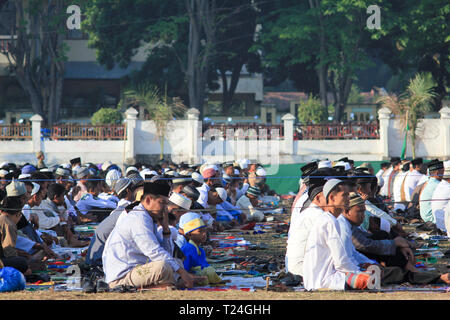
[
  {"x1": 427, "y1": 159, "x2": 444, "y2": 172},
  {"x1": 143, "y1": 175, "x2": 171, "y2": 197},
  {"x1": 70, "y1": 157, "x2": 81, "y2": 165}
]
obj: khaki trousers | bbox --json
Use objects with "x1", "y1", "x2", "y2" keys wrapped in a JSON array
[{"x1": 109, "y1": 260, "x2": 176, "y2": 289}]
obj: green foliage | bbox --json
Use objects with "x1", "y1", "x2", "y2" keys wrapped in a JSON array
[
  {"x1": 91, "y1": 108, "x2": 123, "y2": 125},
  {"x1": 376, "y1": 72, "x2": 437, "y2": 157},
  {"x1": 120, "y1": 82, "x2": 187, "y2": 159},
  {"x1": 347, "y1": 85, "x2": 370, "y2": 104},
  {"x1": 297, "y1": 96, "x2": 329, "y2": 124}
]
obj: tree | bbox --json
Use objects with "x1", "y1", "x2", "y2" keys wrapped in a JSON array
[
  {"x1": 91, "y1": 108, "x2": 123, "y2": 125},
  {"x1": 120, "y1": 82, "x2": 187, "y2": 160},
  {"x1": 376, "y1": 73, "x2": 437, "y2": 158},
  {"x1": 256, "y1": 0, "x2": 383, "y2": 122},
  {"x1": 297, "y1": 95, "x2": 329, "y2": 124},
  {"x1": 369, "y1": 0, "x2": 449, "y2": 109},
  {"x1": 211, "y1": 0, "x2": 261, "y2": 115},
  {"x1": 0, "y1": 0, "x2": 68, "y2": 125},
  {"x1": 83, "y1": 0, "x2": 219, "y2": 118}
]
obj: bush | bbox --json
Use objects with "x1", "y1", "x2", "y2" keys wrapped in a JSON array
[
  {"x1": 297, "y1": 96, "x2": 329, "y2": 124},
  {"x1": 91, "y1": 108, "x2": 123, "y2": 125}
]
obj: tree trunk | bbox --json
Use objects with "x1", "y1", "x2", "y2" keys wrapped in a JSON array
[{"x1": 185, "y1": 0, "x2": 216, "y2": 120}]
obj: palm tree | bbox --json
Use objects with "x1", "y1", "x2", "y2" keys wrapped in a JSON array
[
  {"x1": 376, "y1": 73, "x2": 437, "y2": 159},
  {"x1": 120, "y1": 82, "x2": 187, "y2": 160}
]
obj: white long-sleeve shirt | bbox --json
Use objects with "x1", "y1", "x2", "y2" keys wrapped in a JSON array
[
  {"x1": 379, "y1": 167, "x2": 393, "y2": 197},
  {"x1": 337, "y1": 215, "x2": 376, "y2": 267},
  {"x1": 76, "y1": 193, "x2": 117, "y2": 215},
  {"x1": 236, "y1": 194, "x2": 264, "y2": 222},
  {"x1": 303, "y1": 211, "x2": 360, "y2": 291},
  {"x1": 102, "y1": 203, "x2": 180, "y2": 283},
  {"x1": 431, "y1": 180, "x2": 450, "y2": 232},
  {"x1": 196, "y1": 183, "x2": 210, "y2": 208},
  {"x1": 392, "y1": 171, "x2": 407, "y2": 210},
  {"x1": 290, "y1": 188, "x2": 309, "y2": 226},
  {"x1": 285, "y1": 203, "x2": 323, "y2": 276},
  {"x1": 364, "y1": 200, "x2": 397, "y2": 226},
  {"x1": 403, "y1": 169, "x2": 424, "y2": 202},
  {"x1": 34, "y1": 201, "x2": 61, "y2": 230}
]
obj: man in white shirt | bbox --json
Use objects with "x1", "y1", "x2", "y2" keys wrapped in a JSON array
[
  {"x1": 103, "y1": 178, "x2": 196, "y2": 290},
  {"x1": 236, "y1": 186, "x2": 265, "y2": 222},
  {"x1": 337, "y1": 193, "x2": 378, "y2": 268},
  {"x1": 431, "y1": 163, "x2": 450, "y2": 232},
  {"x1": 285, "y1": 184, "x2": 325, "y2": 279},
  {"x1": 392, "y1": 162, "x2": 409, "y2": 212},
  {"x1": 376, "y1": 162, "x2": 390, "y2": 190},
  {"x1": 196, "y1": 168, "x2": 217, "y2": 209},
  {"x1": 403, "y1": 158, "x2": 424, "y2": 202},
  {"x1": 303, "y1": 179, "x2": 380, "y2": 291},
  {"x1": 75, "y1": 179, "x2": 117, "y2": 219}
]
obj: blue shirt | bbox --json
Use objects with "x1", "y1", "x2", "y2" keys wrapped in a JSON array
[
  {"x1": 181, "y1": 240, "x2": 209, "y2": 272},
  {"x1": 420, "y1": 177, "x2": 441, "y2": 223}
]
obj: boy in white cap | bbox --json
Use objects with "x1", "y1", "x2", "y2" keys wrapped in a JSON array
[
  {"x1": 179, "y1": 212, "x2": 221, "y2": 285},
  {"x1": 303, "y1": 179, "x2": 381, "y2": 290}
]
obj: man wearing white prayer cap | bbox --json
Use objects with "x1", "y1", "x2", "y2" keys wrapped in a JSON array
[{"x1": 318, "y1": 160, "x2": 332, "y2": 169}]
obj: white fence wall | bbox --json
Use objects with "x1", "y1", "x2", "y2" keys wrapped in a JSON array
[{"x1": 0, "y1": 106, "x2": 449, "y2": 166}]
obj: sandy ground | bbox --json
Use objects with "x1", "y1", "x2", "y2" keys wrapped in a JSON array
[{"x1": 1, "y1": 200, "x2": 449, "y2": 300}]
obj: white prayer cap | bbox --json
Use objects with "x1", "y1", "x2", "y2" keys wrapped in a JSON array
[
  {"x1": 139, "y1": 169, "x2": 151, "y2": 179},
  {"x1": 39, "y1": 168, "x2": 52, "y2": 173},
  {"x1": 0, "y1": 162, "x2": 8, "y2": 169},
  {"x1": 30, "y1": 182, "x2": 40, "y2": 196},
  {"x1": 18, "y1": 173, "x2": 31, "y2": 180},
  {"x1": 191, "y1": 172, "x2": 204, "y2": 184},
  {"x1": 76, "y1": 167, "x2": 90, "y2": 179},
  {"x1": 179, "y1": 170, "x2": 192, "y2": 176},
  {"x1": 6, "y1": 179, "x2": 26, "y2": 197},
  {"x1": 125, "y1": 166, "x2": 138, "y2": 175},
  {"x1": 334, "y1": 161, "x2": 351, "y2": 171},
  {"x1": 323, "y1": 179, "x2": 344, "y2": 201},
  {"x1": 55, "y1": 167, "x2": 70, "y2": 177},
  {"x1": 168, "y1": 192, "x2": 192, "y2": 210},
  {"x1": 101, "y1": 161, "x2": 113, "y2": 172},
  {"x1": 106, "y1": 169, "x2": 121, "y2": 188},
  {"x1": 215, "y1": 187, "x2": 228, "y2": 202},
  {"x1": 256, "y1": 167, "x2": 266, "y2": 177},
  {"x1": 114, "y1": 178, "x2": 132, "y2": 196},
  {"x1": 318, "y1": 160, "x2": 332, "y2": 169},
  {"x1": 61, "y1": 163, "x2": 71, "y2": 169},
  {"x1": 0, "y1": 169, "x2": 8, "y2": 177},
  {"x1": 238, "y1": 159, "x2": 249, "y2": 170}
]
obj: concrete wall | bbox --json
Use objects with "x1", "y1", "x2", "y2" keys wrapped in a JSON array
[
  {"x1": 388, "y1": 118, "x2": 444, "y2": 158},
  {"x1": 1, "y1": 107, "x2": 449, "y2": 167}
]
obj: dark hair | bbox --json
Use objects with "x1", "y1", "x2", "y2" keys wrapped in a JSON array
[
  {"x1": 31, "y1": 172, "x2": 49, "y2": 185},
  {"x1": 1, "y1": 196, "x2": 23, "y2": 215},
  {"x1": 85, "y1": 179, "x2": 99, "y2": 192},
  {"x1": 23, "y1": 181, "x2": 33, "y2": 190},
  {"x1": 47, "y1": 183, "x2": 65, "y2": 200}
]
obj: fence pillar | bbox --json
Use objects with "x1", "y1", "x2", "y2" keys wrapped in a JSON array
[
  {"x1": 30, "y1": 114, "x2": 43, "y2": 154},
  {"x1": 186, "y1": 108, "x2": 201, "y2": 164},
  {"x1": 282, "y1": 113, "x2": 295, "y2": 155},
  {"x1": 378, "y1": 107, "x2": 391, "y2": 159},
  {"x1": 439, "y1": 105, "x2": 450, "y2": 159},
  {"x1": 125, "y1": 107, "x2": 138, "y2": 163}
]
